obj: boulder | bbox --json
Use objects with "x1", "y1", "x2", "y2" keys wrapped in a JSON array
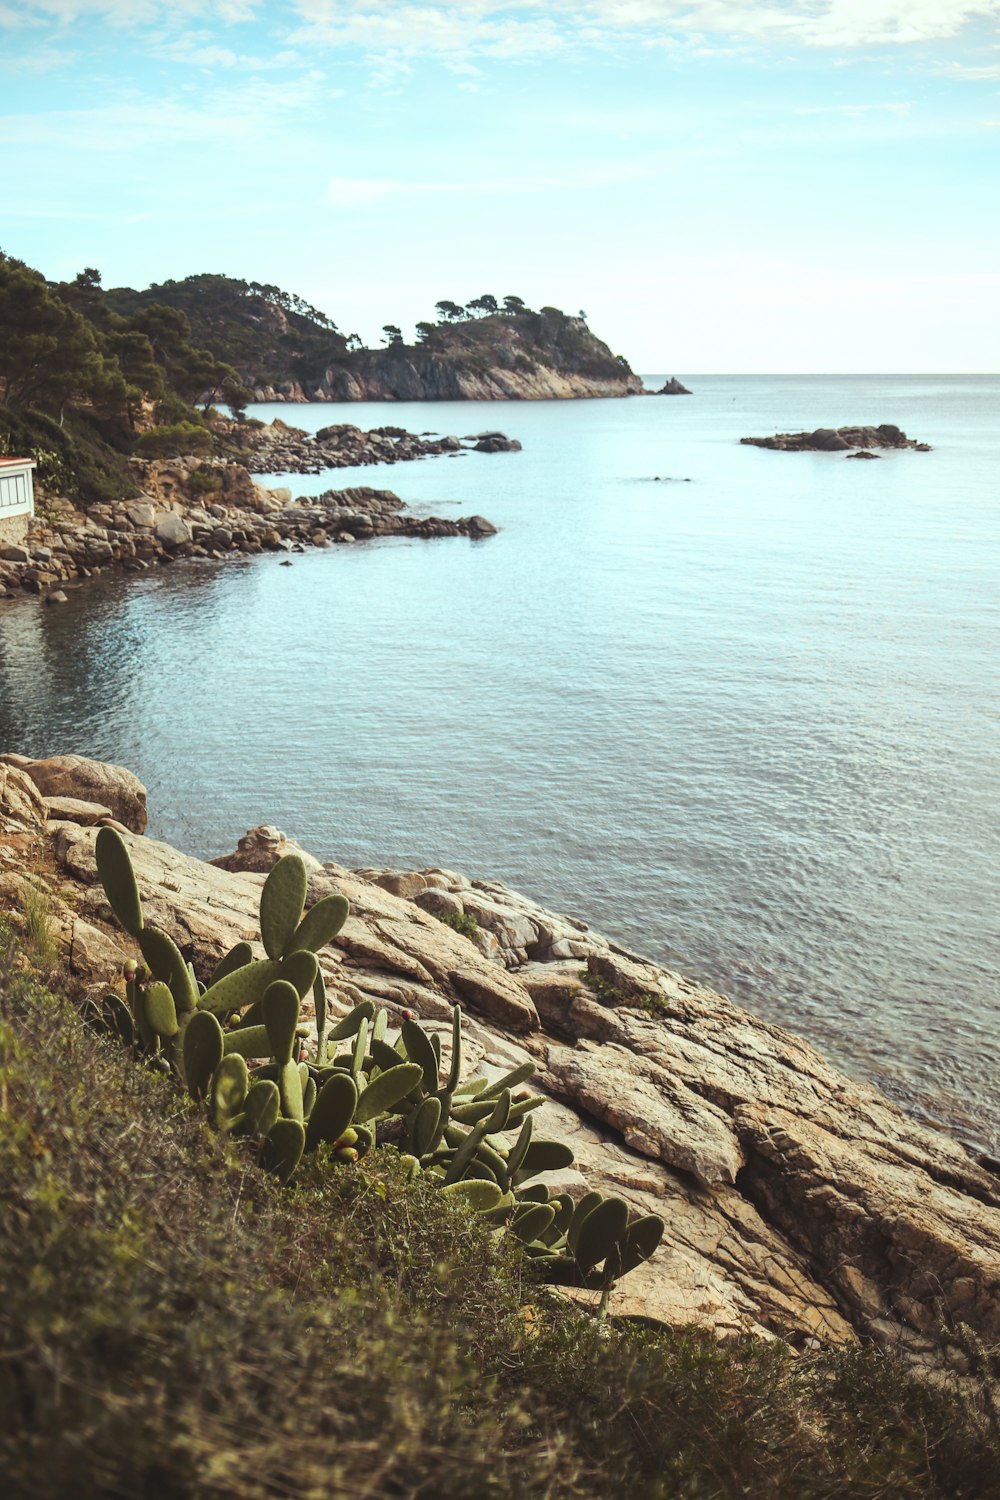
[
  {"x1": 43, "y1": 795, "x2": 115, "y2": 825},
  {"x1": 210, "y1": 824, "x2": 323, "y2": 875},
  {"x1": 21, "y1": 754, "x2": 147, "y2": 833},
  {"x1": 156, "y1": 511, "x2": 193, "y2": 546},
  {"x1": 0, "y1": 762, "x2": 49, "y2": 833}
]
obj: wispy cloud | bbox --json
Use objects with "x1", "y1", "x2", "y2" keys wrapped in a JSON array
[{"x1": 7, "y1": 0, "x2": 999, "y2": 58}]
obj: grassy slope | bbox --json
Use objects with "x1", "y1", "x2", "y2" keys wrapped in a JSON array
[{"x1": 2, "y1": 910, "x2": 999, "y2": 1500}]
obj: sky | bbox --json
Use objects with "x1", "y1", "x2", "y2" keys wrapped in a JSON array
[{"x1": 0, "y1": 1, "x2": 998, "y2": 372}]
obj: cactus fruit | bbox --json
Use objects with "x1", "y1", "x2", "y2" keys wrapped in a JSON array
[
  {"x1": 260, "y1": 1119, "x2": 305, "y2": 1183},
  {"x1": 259, "y1": 854, "x2": 308, "y2": 959},
  {"x1": 284, "y1": 892, "x2": 350, "y2": 956},
  {"x1": 183, "y1": 1010, "x2": 225, "y2": 1100},
  {"x1": 94, "y1": 826, "x2": 144, "y2": 937}
]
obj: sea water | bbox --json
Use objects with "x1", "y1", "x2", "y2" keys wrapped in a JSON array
[{"x1": 1, "y1": 375, "x2": 998, "y2": 1149}]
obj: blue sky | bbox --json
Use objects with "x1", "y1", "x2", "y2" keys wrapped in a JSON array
[{"x1": 1, "y1": 2, "x2": 998, "y2": 371}]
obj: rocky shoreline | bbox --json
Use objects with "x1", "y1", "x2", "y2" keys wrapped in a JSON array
[
  {"x1": 218, "y1": 416, "x2": 521, "y2": 475},
  {"x1": 741, "y1": 423, "x2": 931, "y2": 453},
  {"x1": 0, "y1": 419, "x2": 509, "y2": 601},
  {"x1": 3, "y1": 750, "x2": 999, "y2": 1369}
]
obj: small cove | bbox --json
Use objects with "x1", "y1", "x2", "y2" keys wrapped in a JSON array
[{"x1": 2, "y1": 374, "x2": 998, "y2": 1151}]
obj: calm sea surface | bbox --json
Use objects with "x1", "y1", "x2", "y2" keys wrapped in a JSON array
[{"x1": 2, "y1": 375, "x2": 998, "y2": 1148}]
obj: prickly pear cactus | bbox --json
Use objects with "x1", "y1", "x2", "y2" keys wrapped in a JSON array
[{"x1": 90, "y1": 832, "x2": 664, "y2": 1296}]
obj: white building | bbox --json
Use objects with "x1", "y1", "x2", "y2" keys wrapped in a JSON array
[{"x1": 0, "y1": 457, "x2": 36, "y2": 545}]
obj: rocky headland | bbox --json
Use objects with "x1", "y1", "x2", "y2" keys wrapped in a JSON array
[
  {"x1": 741, "y1": 424, "x2": 932, "y2": 453},
  {"x1": 105, "y1": 276, "x2": 644, "y2": 403},
  {"x1": 3, "y1": 750, "x2": 999, "y2": 1370}
]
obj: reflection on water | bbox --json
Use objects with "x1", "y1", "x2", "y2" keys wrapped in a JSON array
[{"x1": 2, "y1": 375, "x2": 999, "y2": 1152}]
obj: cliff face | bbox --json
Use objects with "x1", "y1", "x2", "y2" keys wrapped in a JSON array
[
  {"x1": 4, "y1": 751, "x2": 1000, "y2": 1370},
  {"x1": 254, "y1": 356, "x2": 642, "y2": 403},
  {"x1": 253, "y1": 310, "x2": 643, "y2": 401},
  {"x1": 254, "y1": 307, "x2": 644, "y2": 402}
]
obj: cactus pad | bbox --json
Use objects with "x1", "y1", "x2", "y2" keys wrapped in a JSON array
[
  {"x1": 259, "y1": 854, "x2": 308, "y2": 959},
  {"x1": 285, "y1": 892, "x2": 349, "y2": 956},
  {"x1": 95, "y1": 825, "x2": 144, "y2": 937}
]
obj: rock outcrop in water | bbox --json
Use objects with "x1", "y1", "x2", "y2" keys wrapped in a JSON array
[
  {"x1": 741, "y1": 424, "x2": 932, "y2": 453},
  {"x1": 2, "y1": 751, "x2": 999, "y2": 1370}
]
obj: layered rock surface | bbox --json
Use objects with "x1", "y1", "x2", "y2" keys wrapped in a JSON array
[{"x1": 2, "y1": 753, "x2": 998, "y2": 1367}]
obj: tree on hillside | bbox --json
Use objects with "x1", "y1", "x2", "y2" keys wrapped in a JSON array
[
  {"x1": 414, "y1": 322, "x2": 437, "y2": 345},
  {"x1": 0, "y1": 256, "x2": 125, "y2": 421},
  {"x1": 502, "y1": 295, "x2": 529, "y2": 315},
  {"x1": 128, "y1": 303, "x2": 248, "y2": 411},
  {"x1": 345, "y1": 333, "x2": 363, "y2": 352},
  {"x1": 381, "y1": 324, "x2": 403, "y2": 345},
  {"x1": 466, "y1": 294, "x2": 498, "y2": 317},
  {"x1": 434, "y1": 300, "x2": 465, "y2": 322}
]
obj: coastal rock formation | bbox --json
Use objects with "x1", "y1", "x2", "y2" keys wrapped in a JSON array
[
  {"x1": 105, "y1": 277, "x2": 645, "y2": 403},
  {"x1": 0, "y1": 462, "x2": 497, "y2": 599},
  {"x1": 19, "y1": 754, "x2": 147, "y2": 833},
  {"x1": 653, "y1": 378, "x2": 692, "y2": 395},
  {"x1": 8, "y1": 753, "x2": 1000, "y2": 1369},
  {"x1": 217, "y1": 417, "x2": 501, "y2": 476},
  {"x1": 741, "y1": 424, "x2": 931, "y2": 453}
]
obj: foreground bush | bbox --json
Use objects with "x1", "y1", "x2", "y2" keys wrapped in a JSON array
[{"x1": 2, "y1": 914, "x2": 999, "y2": 1498}]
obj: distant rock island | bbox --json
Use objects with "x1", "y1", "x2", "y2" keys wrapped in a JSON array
[
  {"x1": 652, "y1": 377, "x2": 692, "y2": 395},
  {"x1": 741, "y1": 424, "x2": 931, "y2": 453},
  {"x1": 106, "y1": 276, "x2": 644, "y2": 403}
]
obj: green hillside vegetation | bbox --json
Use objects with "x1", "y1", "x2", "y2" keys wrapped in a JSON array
[
  {"x1": 105, "y1": 275, "x2": 634, "y2": 390},
  {"x1": 3, "y1": 899, "x2": 1000, "y2": 1499},
  {"x1": 105, "y1": 272, "x2": 350, "y2": 390},
  {"x1": 0, "y1": 253, "x2": 252, "y2": 504}
]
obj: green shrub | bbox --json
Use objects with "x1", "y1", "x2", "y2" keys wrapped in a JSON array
[
  {"x1": 436, "y1": 907, "x2": 480, "y2": 940},
  {"x1": 0, "y1": 405, "x2": 135, "y2": 505},
  {"x1": 134, "y1": 421, "x2": 212, "y2": 459}
]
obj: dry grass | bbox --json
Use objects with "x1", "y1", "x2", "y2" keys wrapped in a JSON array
[{"x1": 2, "y1": 913, "x2": 999, "y2": 1500}]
